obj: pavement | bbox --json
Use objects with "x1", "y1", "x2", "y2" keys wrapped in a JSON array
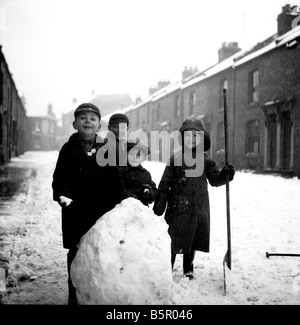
[
  {"x1": 0, "y1": 160, "x2": 35, "y2": 215},
  {"x1": 0, "y1": 155, "x2": 36, "y2": 300}
]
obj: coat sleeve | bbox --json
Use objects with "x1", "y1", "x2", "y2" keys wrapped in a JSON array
[
  {"x1": 52, "y1": 144, "x2": 71, "y2": 202},
  {"x1": 111, "y1": 166, "x2": 130, "y2": 201},
  {"x1": 205, "y1": 155, "x2": 227, "y2": 187},
  {"x1": 141, "y1": 170, "x2": 159, "y2": 205},
  {"x1": 153, "y1": 164, "x2": 174, "y2": 216},
  {"x1": 149, "y1": 177, "x2": 159, "y2": 202}
]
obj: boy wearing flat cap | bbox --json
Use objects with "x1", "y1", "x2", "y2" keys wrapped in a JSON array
[
  {"x1": 52, "y1": 103, "x2": 128, "y2": 304},
  {"x1": 103, "y1": 113, "x2": 129, "y2": 166},
  {"x1": 121, "y1": 138, "x2": 158, "y2": 207}
]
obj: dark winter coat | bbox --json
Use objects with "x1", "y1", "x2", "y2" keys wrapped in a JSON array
[
  {"x1": 121, "y1": 165, "x2": 158, "y2": 206},
  {"x1": 52, "y1": 133, "x2": 128, "y2": 248},
  {"x1": 101, "y1": 131, "x2": 127, "y2": 167},
  {"x1": 153, "y1": 149, "x2": 230, "y2": 254}
]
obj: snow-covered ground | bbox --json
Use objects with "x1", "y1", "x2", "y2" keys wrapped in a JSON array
[{"x1": 1, "y1": 151, "x2": 300, "y2": 305}]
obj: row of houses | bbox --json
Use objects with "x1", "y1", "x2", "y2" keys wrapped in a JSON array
[
  {"x1": 1, "y1": 44, "x2": 61, "y2": 164},
  {"x1": 0, "y1": 45, "x2": 29, "y2": 165},
  {"x1": 1, "y1": 4, "x2": 300, "y2": 179},
  {"x1": 111, "y1": 4, "x2": 300, "y2": 178},
  {"x1": 0, "y1": 41, "x2": 134, "y2": 164}
]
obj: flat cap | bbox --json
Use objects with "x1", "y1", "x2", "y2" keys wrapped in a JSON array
[
  {"x1": 109, "y1": 113, "x2": 129, "y2": 126},
  {"x1": 74, "y1": 103, "x2": 101, "y2": 119}
]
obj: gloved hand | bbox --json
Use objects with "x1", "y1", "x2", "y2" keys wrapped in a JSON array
[
  {"x1": 222, "y1": 164, "x2": 235, "y2": 181},
  {"x1": 139, "y1": 184, "x2": 154, "y2": 204},
  {"x1": 153, "y1": 195, "x2": 167, "y2": 216},
  {"x1": 58, "y1": 196, "x2": 73, "y2": 208}
]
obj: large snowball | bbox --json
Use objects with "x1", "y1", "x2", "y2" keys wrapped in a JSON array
[{"x1": 71, "y1": 198, "x2": 173, "y2": 305}]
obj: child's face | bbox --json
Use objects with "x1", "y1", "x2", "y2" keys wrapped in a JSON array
[
  {"x1": 73, "y1": 112, "x2": 101, "y2": 139},
  {"x1": 128, "y1": 148, "x2": 146, "y2": 167},
  {"x1": 108, "y1": 123, "x2": 128, "y2": 141},
  {"x1": 183, "y1": 130, "x2": 202, "y2": 149}
]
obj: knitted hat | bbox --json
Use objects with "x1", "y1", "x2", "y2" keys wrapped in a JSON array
[
  {"x1": 74, "y1": 103, "x2": 101, "y2": 119},
  {"x1": 109, "y1": 113, "x2": 129, "y2": 126},
  {"x1": 127, "y1": 138, "x2": 150, "y2": 156},
  {"x1": 179, "y1": 119, "x2": 211, "y2": 151}
]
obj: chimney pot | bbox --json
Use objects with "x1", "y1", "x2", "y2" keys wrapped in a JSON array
[{"x1": 218, "y1": 42, "x2": 241, "y2": 62}]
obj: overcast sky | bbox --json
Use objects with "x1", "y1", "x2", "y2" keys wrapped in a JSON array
[{"x1": 0, "y1": 0, "x2": 298, "y2": 118}]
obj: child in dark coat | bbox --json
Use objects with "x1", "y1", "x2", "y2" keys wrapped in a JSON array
[
  {"x1": 102, "y1": 113, "x2": 129, "y2": 167},
  {"x1": 121, "y1": 139, "x2": 158, "y2": 207},
  {"x1": 153, "y1": 119, "x2": 235, "y2": 280},
  {"x1": 52, "y1": 103, "x2": 128, "y2": 304}
]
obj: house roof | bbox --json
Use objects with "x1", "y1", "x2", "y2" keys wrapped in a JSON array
[
  {"x1": 90, "y1": 93, "x2": 133, "y2": 116},
  {"x1": 101, "y1": 24, "x2": 300, "y2": 116},
  {"x1": 182, "y1": 24, "x2": 300, "y2": 88},
  {"x1": 63, "y1": 93, "x2": 134, "y2": 118}
]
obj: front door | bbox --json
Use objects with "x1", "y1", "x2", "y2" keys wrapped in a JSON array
[
  {"x1": 281, "y1": 112, "x2": 291, "y2": 170},
  {"x1": 268, "y1": 115, "x2": 277, "y2": 169}
]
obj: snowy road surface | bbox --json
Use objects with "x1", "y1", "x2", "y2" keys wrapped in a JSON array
[{"x1": 1, "y1": 151, "x2": 300, "y2": 305}]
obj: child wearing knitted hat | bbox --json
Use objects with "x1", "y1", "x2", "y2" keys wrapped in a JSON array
[
  {"x1": 121, "y1": 138, "x2": 158, "y2": 207},
  {"x1": 153, "y1": 119, "x2": 235, "y2": 280}
]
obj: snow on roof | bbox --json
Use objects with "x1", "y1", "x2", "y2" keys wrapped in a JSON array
[
  {"x1": 151, "y1": 80, "x2": 182, "y2": 102},
  {"x1": 101, "y1": 104, "x2": 135, "y2": 122},
  {"x1": 181, "y1": 54, "x2": 237, "y2": 89},
  {"x1": 234, "y1": 41, "x2": 276, "y2": 67},
  {"x1": 276, "y1": 24, "x2": 300, "y2": 43},
  {"x1": 182, "y1": 25, "x2": 300, "y2": 88},
  {"x1": 117, "y1": 26, "x2": 300, "y2": 116},
  {"x1": 118, "y1": 80, "x2": 182, "y2": 115},
  {"x1": 62, "y1": 101, "x2": 79, "y2": 115},
  {"x1": 235, "y1": 25, "x2": 300, "y2": 67},
  {"x1": 276, "y1": 24, "x2": 300, "y2": 46}
]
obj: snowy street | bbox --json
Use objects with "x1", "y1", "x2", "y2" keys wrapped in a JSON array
[{"x1": 1, "y1": 151, "x2": 300, "y2": 305}]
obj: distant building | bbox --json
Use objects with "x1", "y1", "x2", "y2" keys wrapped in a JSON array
[
  {"x1": 58, "y1": 94, "x2": 133, "y2": 148},
  {"x1": 90, "y1": 93, "x2": 133, "y2": 117},
  {"x1": 28, "y1": 103, "x2": 58, "y2": 150}
]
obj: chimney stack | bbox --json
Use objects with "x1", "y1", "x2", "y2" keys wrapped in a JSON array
[
  {"x1": 47, "y1": 103, "x2": 55, "y2": 118},
  {"x1": 277, "y1": 4, "x2": 299, "y2": 36},
  {"x1": 218, "y1": 42, "x2": 241, "y2": 63},
  {"x1": 181, "y1": 66, "x2": 198, "y2": 81},
  {"x1": 135, "y1": 95, "x2": 142, "y2": 104},
  {"x1": 149, "y1": 80, "x2": 171, "y2": 95}
]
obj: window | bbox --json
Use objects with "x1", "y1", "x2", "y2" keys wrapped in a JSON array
[
  {"x1": 189, "y1": 91, "x2": 196, "y2": 116},
  {"x1": 136, "y1": 110, "x2": 139, "y2": 127},
  {"x1": 217, "y1": 121, "x2": 225, "y2": 151},
  {"x1": 245, "y1": 120, "x2": 260, "y2": 155},
  {"x1": 35, "y1": 120, "x2": 40, "y2": 132},
  {"x1": 219, "y1": 79, "x2": 228, "y2": 108},
  {"x1": 174, "y1": 95, "x2": 180, "y2": 118},
  {"x1": 156, "y1": 104, "x2": 160, "y2": 122},
  {"x1": 147, "y1": 106, "x2": 150, "y2": 123},
  {"x1": 50, "y1": 122, "x2": 55, "y2": 134},
  {"x1": 248, "y1": 70, "x2": 259, "y2": 104}
]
